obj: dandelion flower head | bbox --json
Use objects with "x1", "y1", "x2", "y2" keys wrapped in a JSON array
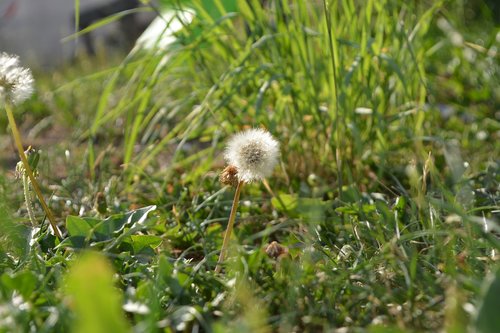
[
  {"x1": 224, "y1": 128, "x2": 280, "y2": 183},
  {"x1": 0, "y1": 52, "x2": 34, "y2": 105}
]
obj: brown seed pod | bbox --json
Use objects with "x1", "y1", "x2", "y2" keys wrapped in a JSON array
[
  {"x1": 265, "y1": 241, "x2": 288, "y2": 259},
  {"x1": 219, "y1": 165, "x2": 239, "y2": 187}
]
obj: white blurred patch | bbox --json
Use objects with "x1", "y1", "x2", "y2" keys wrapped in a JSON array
[
  {"x1": 133, "y1": 10, "x2": 194, "y2": 52},
  {"x1": 123, "y1": 301, "x2": 150, "y2": 314},
  {"x1": 355, "y1": 107, "x2": 372, "y2": 115}
]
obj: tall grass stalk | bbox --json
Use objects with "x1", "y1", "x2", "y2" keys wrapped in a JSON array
[
  {"x1": 83, "y1": 1, "x2": 441, "y2": 198},
  {"x1": 322, "y1": 0, "x2": 343, "y2": 202}
]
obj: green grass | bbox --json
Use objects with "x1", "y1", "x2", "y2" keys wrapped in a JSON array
[{"x1": 0, "y1": 0, "x2": 499, "y2": 332}]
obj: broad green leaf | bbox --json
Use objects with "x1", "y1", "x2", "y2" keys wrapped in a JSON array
[
  {"x1": 96, "y1": 206, "x2": 156, "y2": 237},
  {"x1": 394, "y1": 196, "x2": 406, "y2": 212},
  {"x1": 62, "y1": 207, "x2": 158, "y2": 250},
  {"x1": 271, "y1": 194, "x2": 298, "y2": 214},
  {"x1": 0, "y1": 206, "x2": 30, "y2": 259},
  {"x1": 475, "y1": 266, "x2": 500, "y2": 333},
  {"x1": 157, "y1": 255, "x2": 183, "y2": 296},
  {"x1": 126, "y1": 205, "x2": 158, "y2": 227},
  {"x1": 65, "y1": 253, "x2": 130, "y2": 333},
  {"x1": 94, "y1": 205, "x2": 157, "y2": 237},
  {"x1": 296, "y1": 197, "x2": 328, "y2": 223},
  {"x1": 272, "y1": 194, "x2": 328, "y2": 222},
  {"x1": 130, "y1": 235, "x2": 162, "y2": 253},
  {"x1": 1, "y1": 271, "x2": 38, "y2": 298},
  {"x1": 94, "y1": 214, "x2": 129, "y2": 237},
  {"x1": 336, "y1": 204, "x2": 377, "y2": 215},
  {"x1": 56, "y1": 236, "x2": 87, "y2": 249},
  {"x1": 66, "y1": 216, "x2": 94, "y2": 237},
  {"x1": 158, "y1": 254, "x2": 174, "y2": 277}
]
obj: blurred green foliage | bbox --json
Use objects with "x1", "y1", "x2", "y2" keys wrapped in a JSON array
[
  {"x1": 65, "y1": 253, "x2": 130, "y2": 333},
  {"x1": 0, "y1": 0, "x2": 498, "y2": 332}
]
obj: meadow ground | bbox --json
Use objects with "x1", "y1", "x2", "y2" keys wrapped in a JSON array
[{"x1": 0, "y1": 0, "x2": 499, "y2": 332}]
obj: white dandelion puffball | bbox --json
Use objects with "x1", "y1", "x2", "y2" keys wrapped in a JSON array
[
  {"x1": 225, "y1": 128, "x2": 280, "y2": 183},
  {"x1": 0, "y1": 52, "x2": 34, "y2": 105}
]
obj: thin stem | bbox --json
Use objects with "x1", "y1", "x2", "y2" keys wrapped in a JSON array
[
  {"x1": 262, "y1": 178, "x2": 275, "y2": 197},
  {"x1": 262, "y1": 178, "x2": 289, "y2": 213},
  {"x1": 322, "y1": 0, "x2": 343, "y2": 201},
  {"x1": 215, "y1": 180, "x2": 244, "y2": 273},
  {"x1": 22, "y1": 174, "x2": 37, "y2": 227},
  {"x1": 5, "y1": 103, "x2": 62, "y2": 239}
]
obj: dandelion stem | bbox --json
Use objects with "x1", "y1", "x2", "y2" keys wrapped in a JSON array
[
  {"x1": 5, "y1": 102, "x2": 62, "y2": 239},
  {"x1": 215, "y1": 180, "x2": 244, "y2": 273}
]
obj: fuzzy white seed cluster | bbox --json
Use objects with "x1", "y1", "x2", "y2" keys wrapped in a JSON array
[
  {"x1": 0, "y1": 52, "x2": 34, "y2": 106},
  {"x1": 224, "y1": 128, "x2": 280, "y2": 183}
]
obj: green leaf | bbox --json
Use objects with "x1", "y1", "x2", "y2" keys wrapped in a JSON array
[
  {"x1": 56, "y1": 236, "x2": 87, "y2": 249},
  {"x1": 65, "y1": 253, "x2": 130, "y2": 333},
  {"x1": 1, "y1": 271, "x2": 38, "y2": 299},
  {"x1": 158, "y1": 254, "x2": 174, "y2": 277},
  {"x1": 475, "y1": 266, "x2": 500, "y2": 333},
  {"x1": 272, "y1": 194, "x2": 328, "y2": 222},
  {"x1": 157, "y1": 255, "x2": 183, "y2": 296},
  {"x1": 0, "y1": 206, "x2": 30, "y2": 259},
  {"x1": 125, "y1": 205, "x2": 158, "y2": 228},
  {"x1": 66, "y1": 216, "x2": 95, "y2": 237},
  {"x1": 95, "y1": 205, "x2": 157, "y2": 237},
  {"x1": 130, "y1": 235, "x2": 162, "y2": 253},
  {"x1": 62, "y1": 207, "x2": 158, "y2": 250},
  {"x1": 93, "y1": 214, "x2": 128, "y2": 237},
  {"x1": 271, "y1": 194, "x2": 298, "y2": 214},
  {"x1": 296, "y1": 197, "x2": 328, "y2": 223},
  {"x1": 336, "y1": 203, "x2": 377, "y2": 216},
  {"x1": 394, "y1": 196, "x2": 406, "y2": 212}
]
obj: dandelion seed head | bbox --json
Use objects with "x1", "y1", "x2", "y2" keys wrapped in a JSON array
[
  {"x1": 224, "y1": 128, "x2": 280, "y2": 183},
  {"x1": 0, "y1": 53, "x2": 34, "y2": 105}
]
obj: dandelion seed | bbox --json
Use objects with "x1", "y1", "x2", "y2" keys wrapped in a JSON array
[
  {"x1": 224, "y1": 128, "x2": 280, "y2": 183},
  {"x1": 0, "y1": 52, "x2": 34, "y2": 105}
]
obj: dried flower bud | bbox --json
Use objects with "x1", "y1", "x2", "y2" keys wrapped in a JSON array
[
  {"x1": 219, "y1": 165, "x2": 239, "y2": 187},
  {"x1": 94, "y1": 192, "x2": 108, "y2": 215},
  {"x1": 265, "y1": 241, "x2": 288, "y2": 259}
]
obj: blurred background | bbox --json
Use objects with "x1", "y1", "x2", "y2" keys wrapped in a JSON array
[
  {"x1": 0, "y1": 0, "x2": 154, "y2": 68},
  {"x1": 1, "y1": 0, "x2": 498, "y2": 68}
]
